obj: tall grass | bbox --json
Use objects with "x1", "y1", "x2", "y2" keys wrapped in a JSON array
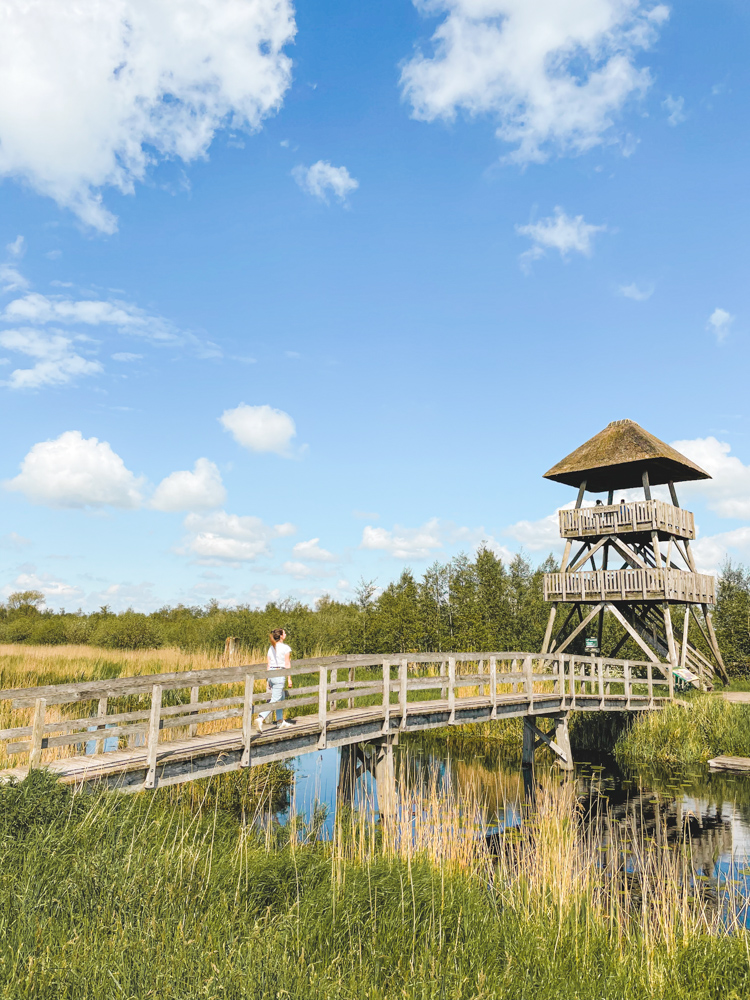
[
  {"x1": 2, "y1": 762, "x2": 749, "y2": 999},
  {"x1": 616, "y1": 695, "x2": 750, "y2": 766}
]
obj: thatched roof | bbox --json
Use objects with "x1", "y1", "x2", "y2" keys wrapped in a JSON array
[{"x1": 543, "y1": 419, "x2": 710, "y2": 493}]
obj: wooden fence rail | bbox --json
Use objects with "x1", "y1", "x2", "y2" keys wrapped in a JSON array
[{"x1": 0, "y1": 651, "x2": 670, "y2": 781}]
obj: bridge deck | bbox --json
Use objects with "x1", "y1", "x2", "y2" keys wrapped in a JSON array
[{"x1": 0, "y1": 651, "x2": 671, "y2": 792}]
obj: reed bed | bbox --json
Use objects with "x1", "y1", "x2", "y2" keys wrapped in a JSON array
[
  {"x1": 2, "y1": 757, "x2": 750, "y2": 999},
  {"x1": 616, "y1": 695, "x2": 750, "y2": 766}
]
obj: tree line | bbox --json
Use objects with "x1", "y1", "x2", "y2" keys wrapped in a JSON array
[{"x1": 2, "y1": 548, "x2": 750, "y2": 674}]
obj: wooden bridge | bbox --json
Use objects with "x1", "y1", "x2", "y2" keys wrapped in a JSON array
[{"x1": 0, "y1": 652, "x2": 671, "y2": 795}]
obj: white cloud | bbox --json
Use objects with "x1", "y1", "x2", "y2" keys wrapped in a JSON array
[
  {"x1": 0, "y1": 264, "x2": 30, "y2": 293},
  {"x1": 3, "y1": 293, "x2": 180, "y2": 343},
  {"x1": 5, "y1": 430, "x2": 144, "y2": 508},
  {"x1": 662, "y1": 94, "x2": 686, "y2": 126},
  {"x1": 181, "y1": 510, "x2": 295, "y2": 564},
  {"x1": 292, "y1": 161, "x2": 359, "y2": 204},
  {"x1": 707, "y1": 307, "x2": 733, "y2": 344},
  {"x1": 112, "y1": 352, "x2": 143, "y2": 362},
  {"x1": 0, "y1": 0, "x2": 296, "y2": 232},
  {"x1": 361, "y1": 517, "x2": 496, "y2": 560},
  {"x1": 619, "y1": 281, "x2": 653, "y2": 301},
  {"x1": 219, "y1": 403, "x2": 296, "y2": 455},
  {"x1": 151, "y1": 458, "x2": 226, "y2": 512},
  {"x1": 292, "y1": 537, "x2": 336, "y2": 562},
  {"x1": 6, "y1": 236, "x2": 25, "y2": 258},
  {"x1": 6, "y1": 571, "x2": 82, "y2": 603},
  {"x1": 0, "y1": 532, "x2": 31, "y2": 550},
  {"x1": 401, "y1": 0, "x2": 669, "y2": 164},
  {"x1": 517, "y1": 207, "x2": 606, "y2": 269},
  {"x1": 282, "y1": 560, "x2": 318, "y2": 579},
  {"x1": 505, "y1": 511, "x2": 566, "y2": 552},
  {"x1": 0, "y1": 327, "x2": 102, "y2": 388},
  {"x1": 671, "y1": 437, "x2": 750, "y2": 519}
]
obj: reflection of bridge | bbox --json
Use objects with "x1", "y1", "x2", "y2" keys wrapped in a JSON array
[{"x1": 0, "y1": 652, "x2": 670, "y2": 799}]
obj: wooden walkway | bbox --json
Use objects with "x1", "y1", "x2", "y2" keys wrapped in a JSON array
[{"x1": 0, "y1": 651, "x2": 671, "y2": 792}]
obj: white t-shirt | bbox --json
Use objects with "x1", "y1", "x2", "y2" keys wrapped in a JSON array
[{"x1": 268, "y1": 642, "x2": 291, "y2": 671}]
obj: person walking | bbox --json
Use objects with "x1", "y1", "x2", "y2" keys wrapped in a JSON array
[{"x1": 257, "y1": 627, "x2": 294, "y2": 731}]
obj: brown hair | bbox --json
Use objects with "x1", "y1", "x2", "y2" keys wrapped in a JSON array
[{"x1": 269, "y1": 628, "x2": 285, "y2": 648}]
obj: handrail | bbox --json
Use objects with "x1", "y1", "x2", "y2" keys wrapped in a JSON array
[
  {"x1": 559, "y1": 500, "x2": 695, "y2": 540},
  {"x1": 544, "y1": 569, "x2": 716, "y2": 605},
  {"x1": 0, "y1": 652, "x2": 671, "y2": 775}
]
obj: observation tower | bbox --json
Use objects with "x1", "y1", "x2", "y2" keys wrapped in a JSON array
[{"x1": 541, "y1": 419, "x2": 727, "y2": 688}]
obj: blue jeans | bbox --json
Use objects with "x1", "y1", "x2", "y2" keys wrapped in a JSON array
[{"x1": 260, "y1": 677, "x2": 287, "y2": 722}]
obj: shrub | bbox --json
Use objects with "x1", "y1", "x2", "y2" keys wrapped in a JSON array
[{"x1": 90, "y1": 612, "x2": 165, "y2": 650}]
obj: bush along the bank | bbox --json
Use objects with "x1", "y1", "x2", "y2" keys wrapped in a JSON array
[{"x1": 615, "y1": 695, "x2": 750, "y2": 766}]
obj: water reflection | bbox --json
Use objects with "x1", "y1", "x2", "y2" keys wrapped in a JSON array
[{"x1": 275, "y1": 740, "x2": 750, "y2": 923}]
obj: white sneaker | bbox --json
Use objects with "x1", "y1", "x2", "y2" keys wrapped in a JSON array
[
  {"x1": 279, "y1": 720, "x2": 293, "y2": 728},
  {"x1": 255, "y1": 717, "x2": 264, "y2": 732}
]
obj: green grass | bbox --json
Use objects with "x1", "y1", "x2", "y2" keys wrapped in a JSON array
[
  {"x1": 615, "y1": 695, "x2": 750, "y2": 766},
  {"x1": 1, "y1": 770, "x2": 750, "y2": 1000}
]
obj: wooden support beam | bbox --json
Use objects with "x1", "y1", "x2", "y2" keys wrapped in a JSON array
[
  {"x1": 522, "y1": 717, "x2": 535, "y2": 769},
  {"x1": 448, "y1": 657, "x2": 456, "y2": 723},
  {"x1": 703, "y1": 607, "x2": 729, "y2": 682},
  {"x1": 606, "y1": 605, "x2": 660, "y2": 663},
  {"x1": 556, "y1": 603, "x2": 605, "y2": 654},
  {"x1": 527, "y1": 718, "x2": 569, "y2": 764},
  {"x1": 569, "y1": 536, "x2": 609, "y2": 573},
  {"x1": 374, "y1": 737, "x2": 397, "y2": 820},
  {"x1": 541, "y1": 602, "x2": 557, "y2": 655},
  {"x1": 189, "y1": 686, "x2": 199, "y2": 739}
]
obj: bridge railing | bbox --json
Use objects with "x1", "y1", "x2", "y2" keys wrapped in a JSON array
[{"x1": 0, "y1": 652, "x2": 670, "y2": 779}]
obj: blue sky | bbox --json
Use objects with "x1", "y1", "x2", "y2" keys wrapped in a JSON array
[{"x1": 0, "y1": 0, "x2": 749, "y2": 612}]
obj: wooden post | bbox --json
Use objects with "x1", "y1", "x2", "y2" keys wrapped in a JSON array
[
  {"x1": 522, "y1": 717, "x2": 535, "y2": 769},
  {"x1": 624, "y1": 660, "x2": 631, "y2": 709},
  {"x1": 647, "y1": 663, "x2": 654, "y2": 707},
  {"x1": 318, "y1": 666, "x2": 328, "y2": 749},
  {"x1": 440, "y1": 659, "x2": 447, "y2": 699},
  {"x1": 338, "y1": 743, "x2": 358, "y2": 804},
  {"x1": 28, "y1": 697, "x2": 46, "y2": 770},
  {"x1": 189, "y1": 685, "x2": 200, "y2": 738},
  {"x1": 524, "y1": 655, "x2": 533, "y2": 711},
  {"x1": 241, "y1": 672, "x2": 254, "y2": 767},
  {"x1": 382, "y1": 660, "x2": 391, "y2": 734},
  {"x1": 553, "y1": 714, "x2": 574, "y2": 772},
  {"x1": 94, "y1": 696, "x2": 108, "y2": 755},
  {"x1": 489, "y1": 656, "x2": 497, "y2": 719},
  {"x1": 448, "y1": 657, "x2": 456, "y2": 724},
  {"x1": 374, "y1": 737, "x2": 397, "y2": 821},
  {"x1": 399, "y1": 658, "x2": 408, "y2": 730},
  {"x1": 224, "y1": 636, "x2": 237, "y2": 661},
  {"x1": 348, "y1": 665, "x2": 355, "y2": 710},
  {"x1": 144, "y1": 684, "x2": 163, "y2": 790},
  {"x1": 598, "y1": 658, "x2": 605, "y2": 707},
  {"x1": 329, "y1": 667, "x2": 338, "y2": 713}
]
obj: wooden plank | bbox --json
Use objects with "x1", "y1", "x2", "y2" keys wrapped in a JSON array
[
  {"x1": 144, "y1": 685, "x2": 162, "y2": 790},
  {"x1": 708, "y1": 756, "x2": 750, "y2": 772}
]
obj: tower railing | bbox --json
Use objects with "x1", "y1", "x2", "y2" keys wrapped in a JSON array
[
  {"x1": 544, "y1": 568, "x2": 715, "y2": 605},
  {"x1": 559, "y1": 500, "x2": 695, "y2": 540}
]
